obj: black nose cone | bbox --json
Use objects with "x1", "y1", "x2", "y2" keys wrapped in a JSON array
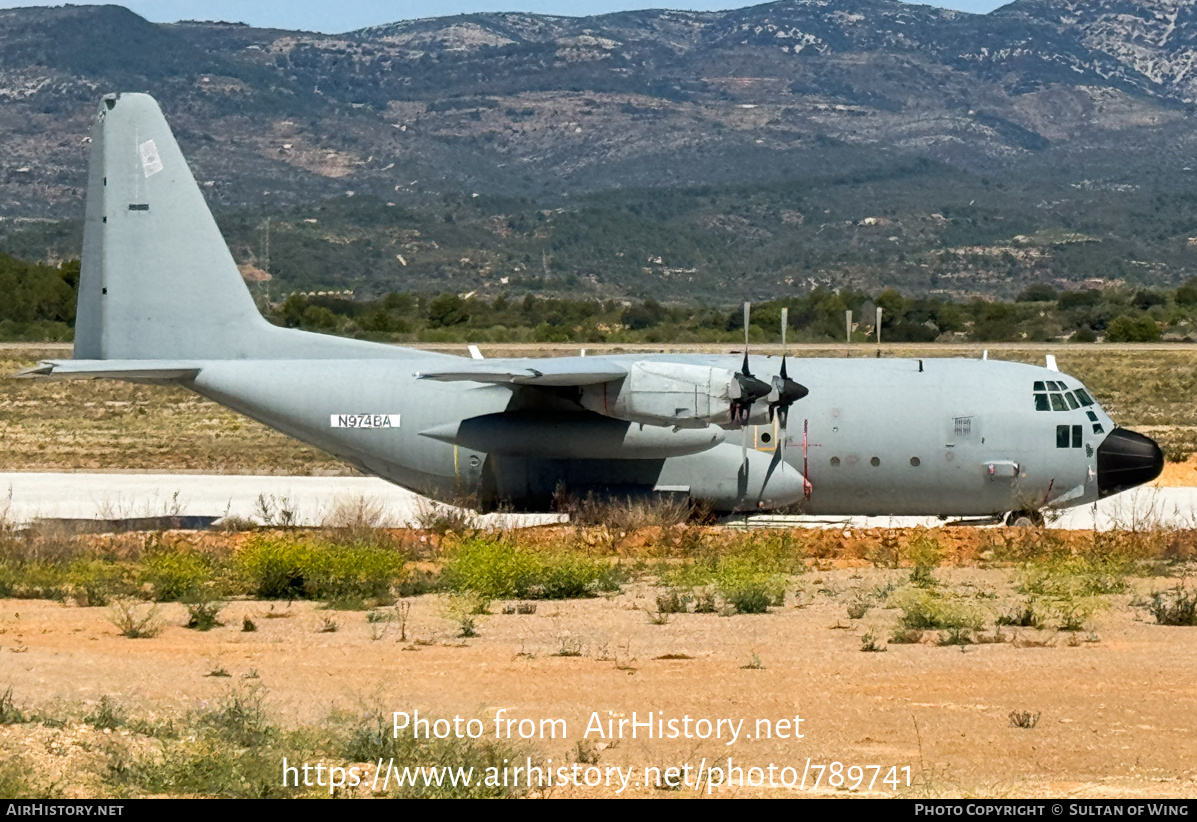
[{"x1": 1096, "y1": 428, "x2": 1164, "y2": 498}]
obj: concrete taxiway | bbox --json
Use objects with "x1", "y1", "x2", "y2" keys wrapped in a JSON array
[
  {"x1": 0, "y1": 472, "x2": 563, "y2": 528},
  {"x1": 0, "y1": 472, "x2": 1192, "y2": 531}
]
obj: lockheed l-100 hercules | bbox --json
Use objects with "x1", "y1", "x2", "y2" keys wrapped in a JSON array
[{"x1": 22, "y1": 94, "x2": 1165, "y2": 520}]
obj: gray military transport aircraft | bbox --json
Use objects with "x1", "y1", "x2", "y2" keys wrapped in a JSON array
[{"x1": 22, "y1": 93, "x2": 1165, "y2": 521}]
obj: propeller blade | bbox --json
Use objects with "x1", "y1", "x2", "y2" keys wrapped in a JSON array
[
  {"x1": 731, "y1": 301, "x2": 770, "y2": 425},
  {"x1": 777, "y1": 316, "x2": 789, "y2": 466},
  {"x1": 741, "y1": 301, "x2": 752, "y2": 376},
  {"x1": 780, "y1": 307, "x2": 789, "y2": 381},
  {"x1": 767, "y1": 305, "x2": 808, "y2": 424},
  {"x1": 777, "y1": 411, "x2": 786, "y2": 467},
  {"x1": 802, "y1": 418, "x2": 811, "y2": 500}
]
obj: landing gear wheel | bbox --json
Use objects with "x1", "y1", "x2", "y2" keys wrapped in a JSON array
[{"x1": 1005, "y1": 509, "x2": 1045, "y2": 528}]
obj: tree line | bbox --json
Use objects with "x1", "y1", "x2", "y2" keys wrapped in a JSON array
[{"x1": 1, "y1": 250, "x2": 1194, "y2": 345}]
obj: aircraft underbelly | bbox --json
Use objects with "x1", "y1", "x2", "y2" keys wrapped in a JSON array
[{"x1": 482, "y1": 444, "x2": 805, "y2": 512}]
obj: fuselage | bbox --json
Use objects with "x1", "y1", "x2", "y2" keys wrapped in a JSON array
[
  {"x1": 181, "y1": 347, "x2": 1157, "y2": 515},
  {"x1": 52, "y1": 92, "x2": 1164, "y2": 517}
]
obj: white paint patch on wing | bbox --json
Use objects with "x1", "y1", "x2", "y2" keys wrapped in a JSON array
[
  {"x1": 139, "y1": 139, "x2": 164, "y2": 177},
  {"x1": 330, "y1": 414, "x2": 401, "y2": 429}
]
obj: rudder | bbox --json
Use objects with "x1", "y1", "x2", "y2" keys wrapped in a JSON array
[{"x1": 75, "y1": 93, "x2": 278, "y2": 360}]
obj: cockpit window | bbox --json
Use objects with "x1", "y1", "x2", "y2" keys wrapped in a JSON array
[
  {"x1": 1035, "y1": 383, "x2": 1097, "y2": 412},
  {"x1": 1057, "y1": 424, "x2": 1084, "y2": 448}
]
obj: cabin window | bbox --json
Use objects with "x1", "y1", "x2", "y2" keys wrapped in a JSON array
[
  {"x1": 1033, "y1": 381, "x2": 1045, "y2": 391},
  {"x1": 1075, "y1": 389, "x2": 1095, "y2": 407},
  {"x1": 1072, "y1": 424, "x2": 1082, "y2": 448},
  {"x1": 1056, "y1": 425, "x2": 1070, "y2": 448},
  {"x1": 1034, "y1": 394, "x2": 1049, "y2": 411},
  {"x1": 870, "y1": 457, "x2": 880, "y2": 467},
  {"x1": 760, "y1": 432, "x2": 772, "y2": 444},
  {"x1": 1086, "y1": 410, "x2": 1098, "y2": 422},
  {"x1": 910, "y1": 457, "x2": 921, "y2": 467},
  {"x1": 1050, "y1": 394, "x2": 1067, "y2": 411},
  {"x1": 1093, "y1": 424, "x2": 1105, "y2": 435},
  {"x1": 1064, "y1": 392, "x2": 1079, "y2": 409},
  {"x1": 1047, "y1": 380, "x2": 1063, "y2": 391}
]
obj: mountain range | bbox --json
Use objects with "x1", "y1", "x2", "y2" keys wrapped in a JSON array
[{"x1": 3, "y1": 0, "x2": 1197, "y2": 300}]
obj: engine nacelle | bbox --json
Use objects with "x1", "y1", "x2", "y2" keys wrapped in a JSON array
[{"x1": 579, "y1": 361, "x2": 767, "y2": 427}]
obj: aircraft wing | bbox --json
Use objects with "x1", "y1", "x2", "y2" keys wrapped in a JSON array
[
  {"x1": 415, "y1": 357, "x2": 626, "y2": 387},
  {"x1": 16, "y1": 360, "x2": 202, "y2": 381}
]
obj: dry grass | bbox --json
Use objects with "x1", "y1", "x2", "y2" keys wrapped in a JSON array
[
  {"x1": 0, "y1": 355, "x2": 343, "y2": 473},
  {"x1": 321, "y1": 496, "x2": 387, "y2": 530},
  {"x1": 106, "y1": 598, "x2": 163, "y2": 638}
]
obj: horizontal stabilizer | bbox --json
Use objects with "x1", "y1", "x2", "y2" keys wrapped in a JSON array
[
  {"x1": 17, "y1": 360, "x2": 201, "y2": 381},
  {"x1": 416, "y1": 358, "x2": 627, "y2": 387}
]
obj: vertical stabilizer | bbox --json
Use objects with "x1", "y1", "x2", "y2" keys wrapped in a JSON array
[{"x1": 75, "y1": 93, "x2": 279, "y2": 360}]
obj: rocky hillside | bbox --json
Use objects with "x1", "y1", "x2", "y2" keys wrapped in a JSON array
[{"x1": 2, "y1": 0, "x2": 1197, "y2": 299}]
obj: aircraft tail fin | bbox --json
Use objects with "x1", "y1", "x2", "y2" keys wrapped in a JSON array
[{"x1": 76, "y1": 93, "x2": 282, "y2": 360}]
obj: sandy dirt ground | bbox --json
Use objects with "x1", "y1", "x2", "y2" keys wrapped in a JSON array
[
  {"x1": 3, "y1": 565, "x2": 1197, "y2": 798},
  {"x1": 4, "y1": 341, "x2": 1197, "y2": 798}
]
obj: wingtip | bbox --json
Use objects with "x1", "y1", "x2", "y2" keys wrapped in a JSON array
[{"x1": 14, "y1": 362, "x2": 55, "y2": 378}]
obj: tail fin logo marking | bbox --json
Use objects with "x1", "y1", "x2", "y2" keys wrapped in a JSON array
[{"x1": 138, "y1": 139, "x2": 163, "y2": 177}]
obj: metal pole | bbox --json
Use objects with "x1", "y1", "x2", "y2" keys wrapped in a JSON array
[
  {"x1": 845, "y1": 309, "x2": 852, "y2": 343},
  {"x1": 876, "y1": 306, "x2": 882, "y2": 345}
]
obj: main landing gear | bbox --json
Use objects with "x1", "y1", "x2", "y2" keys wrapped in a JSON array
[{"x1": 1005, "y1": 509, "x2": 1045, "y2": 528}]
